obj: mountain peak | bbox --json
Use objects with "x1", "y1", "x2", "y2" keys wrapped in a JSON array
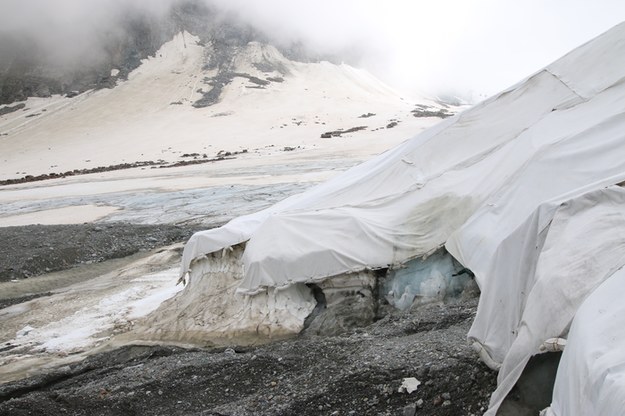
[{"x1": 0, "y1": 0, "x2": 340, "y2": 106}]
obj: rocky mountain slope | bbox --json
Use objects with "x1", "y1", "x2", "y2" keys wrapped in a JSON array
[
  {"x1": 0, "y1": 1, "x2": 265, "y2": 105},
  {"x1": 0, "y1": 0, "x2": 350, "y2": 107}
]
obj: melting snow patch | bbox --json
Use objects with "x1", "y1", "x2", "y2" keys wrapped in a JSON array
[{"x1": 3, "y1": 268, "x2": 182, "y2": 356}]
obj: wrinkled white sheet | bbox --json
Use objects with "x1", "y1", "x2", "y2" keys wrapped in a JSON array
[
  {"x1": 449, "y1": 184, "x2": 625, "y2": 414},
  {"x1": 182, "y1": 67, "x2": 583, "y2": 292}
]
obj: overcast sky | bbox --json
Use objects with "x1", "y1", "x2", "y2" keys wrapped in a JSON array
[
  {"x1": 3, "y1": 0, "x2": 625, "y2": 100},
  {"x1": 210, "y1": 0, "x2": 625, "y2": 100}
]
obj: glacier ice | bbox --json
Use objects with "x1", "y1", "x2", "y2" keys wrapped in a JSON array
[{"x1": 383, "y1": 249, "x2": 474, "y2": 310}]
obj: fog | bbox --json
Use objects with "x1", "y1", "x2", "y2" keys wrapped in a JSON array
[
  {"x1": 0, "y1": 0, "x2": 173, "y2": 69},
  {"x1": 2, "y1": 0, "x2": 625, "y2": 100}
]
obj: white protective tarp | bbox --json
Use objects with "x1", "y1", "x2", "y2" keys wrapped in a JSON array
[
  {"x1": 179, "y1": 21, "x2": 625, "y2": 413},
  {"x1": 182, "y1": 22, "x2": 625, "y2": 292},
  {"x1": 181, "y1": 66, "x2": 584, "y2": 291},
  {"x1": 444, "y1": 21, "x2": 625, "y2": 414},
  {"x1": 544, "y1": 264, "x2": 625, "y2": 416},
  {"x1": 448, "y1": 183, "x2": 625, "y2": 414}
]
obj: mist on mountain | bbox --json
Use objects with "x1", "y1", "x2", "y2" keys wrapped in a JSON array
[{"x1": 0, "y1": 0, "x2": 373, "y2": 105}]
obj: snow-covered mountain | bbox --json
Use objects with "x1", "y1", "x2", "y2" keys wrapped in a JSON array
[
  {"x1": 0, "y1": 31, "x2": 451, "y2": 182},
  {"x1": 0, "y1": 0, "x2": 456, "y2": 185},
  {"x1": 0, "y1": 0, "x2": 266, "y2": 105}
]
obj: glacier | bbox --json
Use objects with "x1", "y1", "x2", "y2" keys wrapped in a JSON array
[{"x1": 158, "y1": 21, "x2": 625, "y2": 415}]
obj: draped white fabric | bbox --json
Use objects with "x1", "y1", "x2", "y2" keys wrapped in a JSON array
[
  {"x1": 545, "y1": 266, "x2": 625, "y2": 416},
  {"x1": 179, "y1": 22, "x2": 625, "y2": 414}
]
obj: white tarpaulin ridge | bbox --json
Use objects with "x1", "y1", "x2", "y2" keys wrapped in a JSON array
[{"x1": 179, "y1": 22, "x2": 625, "y2": 414}]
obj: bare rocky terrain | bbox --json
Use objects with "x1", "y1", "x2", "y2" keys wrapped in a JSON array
[
  {"x1": 0, "y1": 223, "x2": 502, "y2": 415},
  {"x1": 0, "y1": 223, "x2": 197, "y2": 283}
]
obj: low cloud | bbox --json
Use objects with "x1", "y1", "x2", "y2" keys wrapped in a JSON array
[
  {"x1": 0, "y1": 0, "x2": 173, "y2": 68},
  {"x1": 2, "y1": 0, "x2": 625, "y2": 100}
]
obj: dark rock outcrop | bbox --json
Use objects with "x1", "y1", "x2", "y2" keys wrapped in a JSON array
[
  {"x1": 0, "y1": 103, "x2": 25, "y2": 116},
  {"x1": 321, "y1": 126, "x2": 368, "y2": 138},
  {"x1": 411, "y1": 105, "x2": 453, "y2": 119}
]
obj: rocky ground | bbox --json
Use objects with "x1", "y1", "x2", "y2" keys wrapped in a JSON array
[
  {"x1": 0, "y1": 223, "x2": 504, "y2": 415},
  {"x1": 0, "y1": 223, "x2": 198, "y2": 283}
]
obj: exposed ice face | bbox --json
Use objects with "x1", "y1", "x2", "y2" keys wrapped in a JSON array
[
  {"x1": 138, "y1": 244, "x2": 316, "y2": 345},
  {"x1": 383, "y1": 249, "x2": 474, "y2": 310}
]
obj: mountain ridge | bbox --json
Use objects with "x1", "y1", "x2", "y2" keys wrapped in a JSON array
[{"x1": 0, "y1": 0, "x2": 344, "y2": 106}]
